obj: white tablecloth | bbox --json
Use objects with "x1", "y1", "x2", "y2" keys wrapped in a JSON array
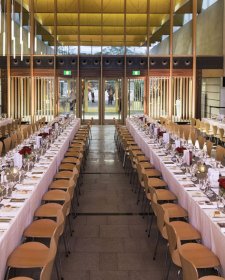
[
  {"x1": 0, "y1": 118, "x2": 80, "y2": 279},
  {"x1": 0, "y1": 119, "x2": 12, "y2": 128},
  {"x1": 126, "y1": 118, "x2": 225, "y2": 275},
  {"x1": 202, "y1": 118, "x2": 225, "y2": 130}
]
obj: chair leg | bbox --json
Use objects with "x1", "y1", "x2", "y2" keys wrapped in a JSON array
[
  {"x1": 148, "y1": 214, "x2": 154, "y2": 237},
  {"x1": 153, "y1": 230, "x2": 160, "y2": 260}
]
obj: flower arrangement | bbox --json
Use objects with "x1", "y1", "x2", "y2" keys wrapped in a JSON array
[
  {"x1": 175, "y1": 146, "x2": 186, "y2": 155},
  {"x1": 218, "y1": 177, "x2": 225, "y2": 197},
  {"x1": 139, "y1": 116, "x2": 144, "y2": 121},
  {"x1": 19, "y1": 146, "x2": 32, "y2": 157},
  {"x1": 38, "y1": 132, "x2": 49, "y2": 138}
]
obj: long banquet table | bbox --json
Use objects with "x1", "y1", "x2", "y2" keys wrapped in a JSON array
[
  {"x1": 126, "y1": 118, "x2": 225, "y2": 275},
  {"x1": 202, "y1": 118, "x2": 225, "y2": 130},
  {"x1": 0, "y1": 118, "x2": 80, "y2": 280}
]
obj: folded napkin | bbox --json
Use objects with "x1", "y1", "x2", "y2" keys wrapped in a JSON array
[
  {"x1": 199, "y1": 203, "x2": 217, "y2": 209},
  {"x1": 179, "y1": 180, "x2": 195, "y2": 186},
  {"x1": 171, "y1": 170, "x2": 183, "y2": 174},
  {"x1": 184, "y1": 186, "x2": 199, "y2": 191},
  {"x1": 164, "y1": 163, "x2": 176, "y2": 167},
  {"x1": 16, "y1": 184, "x2": 34, "y2": 191}
]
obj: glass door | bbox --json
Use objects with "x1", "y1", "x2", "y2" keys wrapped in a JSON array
[
  {"x1": 81, "y1": 78, "x2": 99, "y2": 122},
  {"x1": 59, "y1": 78, "x2": 76, "y2": 114},
  {"x1": 127, "y1": 78, "x2": 145, "y2": 116},
  {"x1": 104, "y1": 78, "x2": 122, "y2": 122}
]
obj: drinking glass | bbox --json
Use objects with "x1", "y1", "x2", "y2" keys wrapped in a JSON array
[{"x1": 217, "y1": 196, "x2": 224, "y2": 212}]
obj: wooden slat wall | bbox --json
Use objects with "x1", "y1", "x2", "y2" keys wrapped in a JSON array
[{"x1": 10, "y1": 76, "x2": 31, "y2": 121}]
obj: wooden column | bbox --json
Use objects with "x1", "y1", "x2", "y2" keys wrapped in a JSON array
[
  {"x1": 76, "y1": 0, "x2": 81, "y2": 119},
  {"x1": 29, "y1": 0, "x2": 34, "y2": 122},
  {"x1": 168, "y1": 0, "x2": 174, "y2": 119},
  {"x1": 100, "y1": 0, "x2": 103, "y2": 125},
  {"x1": 6, "y1": 0, "x2": 11, "y2": 118},
  {"x1": 146, "y1": 0, "x2": 150, "y2": 116},
  {"x1": 123, "y1": 0, "x2": 127, "y2": 123},
  {"x1": 192, "y1": 0, "x2": 197, "y2": 118},
  {"x1": 54, "y1": 0, "x2": 58, "y2": 117}
]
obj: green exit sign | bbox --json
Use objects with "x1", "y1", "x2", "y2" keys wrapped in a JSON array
[
  {"x1": 132, "y1": 70, "x2": 140, "y2": 76},
  {"x1": 63, "y1": 70, "x2": 72, "y2": 76}
]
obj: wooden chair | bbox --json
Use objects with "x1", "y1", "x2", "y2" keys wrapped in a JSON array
[
  {"x1": 5, "y1": 213, "x2": 64, "y2": 280},
  {"x1": 3, "y1": 137, "x2": 12, "y2": 153},
  {"x1": 17, "y1": 130, "x2": 22, "y2": 144},
  {"x1": 215, "y1": 145, "x2": 225, "y2": 162},
  {"x1": 34, "y1": 192, "x2": 70, "y2": 220},
  {"x1": 27, "y1": 125, "x2": 32, "y2": 137},
  {"x1": 191, "y1": 130, "x2": 197, "y2": 146},
  {"x1": 183, "y1": 127, "x2": 190, "y2": 141},
  {"x1": 0, "y1": 141, "x2": 3, "y2": 156},
  {"x1": 198, "y1": 135, "x2": 205, "y2": 149},
  {"x1": 0, "y1": 125, "x2": 7, "y2": 138},
  {"x1": 31, "y1": 123, "x2": 36, "y2": 133},
  {"x1": 22, "y1": 127, "x2": 28, "y2": 139},
  {"x1": 206, "y1": 140, "x2": 213, "y2": 157},
  {"x1": 195, "y1": 119, "x2": 201, "y2": 131},
  {"x1": 179, "y1": 245, "x2": 221, "y2": 280},
  {"x1": 164, "y1": 214, "x2": 201, "y2": 279},
  {"x1": 217, "y1": 128, "x2": 225, "y2": 144},
  {"x1": 151, "y1": 193, "x2": 188, "y2": 260},
  {"x1": 11, "y1": 133, "x2": 18, "y2": 149},
  {"x1": 190, "y1": 118, "x2": 196, "y2": 127}
]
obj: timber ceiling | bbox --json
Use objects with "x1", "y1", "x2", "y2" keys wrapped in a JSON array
[{"x1": 11, "y1": 0, "x2": 203, "y2": 47}]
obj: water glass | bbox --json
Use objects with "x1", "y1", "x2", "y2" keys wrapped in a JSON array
[{"x1": 217, "y1": 196, "x2": 225, "y2": 212}]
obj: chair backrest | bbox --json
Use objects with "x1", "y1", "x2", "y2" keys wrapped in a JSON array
[
  {"x1": 206, "y1": 140, "x2": 213, "y2": 156},
  {"x1": 0, "y1": 141, "x2": 3, "y2": 156},
  {"x1": 216, "y1": 145, "x2": 225, "y2": 162},
  {"x1": 191, "y1": 130, "x2": 197, "y2": 146},
  {"x1": 195, "y1": 119, "x2": 201, "y2": 129},
  {"x1": 198, "y1": 135, "x2": 205, "y2": 149},
  {"x1": 179, "y1": 250, "x2": 198, "y2": 280},
  {"x1": 61, "y1": 192, "x2": 72, "y2": 218},
  {"x1": 11, "y1": 133, "x2": 18, "y2": 149},
  {"x1": 218, "y1": 128, "x2": 224, "y2": 141},
  {"x1": 212, "y1": 125, "x2": 217, "y2": 136},
  {"x1": 190, "y1": 118, "x2": 196, "y2": 126},
  {"x1": 183, "y1": 127, "x2": 190, "y2": 141},
  {"x1": 22, "y1": 127, "x2": 28, "y2": 139},
  {"x1": 179, "y1": 126, "x2": 184, "y2": 139},
  {"x1": 165, "y1": 219, "x2": 181, "y2": 265},
  {"x1": 205, "y1": 122, "x2": 210, "y2": 133},
  {"x1": 31, "y1": 123, "x2": 36, "y2": 133},
  {"x1": 3, "y1": 137, "x2": 12, "y2": 153},
  {"x1": 136, "y1": 163, "x2": 144, "y2": 184},
  {"x1": 40, "y1": 212, "x2": 64, "y2": 280},
  {"x1": 17, "y1": 130, "x2": 22, "y2": 144},
  {"x1": 27, "y1": 125, "x2": 32, "y2": 137},
  {"x1": 0, "y1": 125, "x2": 6, "y2": 137}
]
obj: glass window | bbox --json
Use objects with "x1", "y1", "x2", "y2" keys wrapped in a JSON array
[
  {"x1": 80, "y1": 46, "x2": 101, "y2": 55},
  {"x1": 102, "y1": 46, "x2": 125, "y2": 55},
  {"x1": 126, "y1": 46, "x2": 147, "y2": 56},
  {"x1": 57, "y1": 46, "x2": 78, "y2": 55},
  {"x1": 202, "y1": 0, "x2": 218, "y2": 10}
]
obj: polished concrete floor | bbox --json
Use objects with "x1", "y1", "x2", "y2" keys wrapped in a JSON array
[{"x1": 60, "y1": 125, "x2": 172, "y2": 280}]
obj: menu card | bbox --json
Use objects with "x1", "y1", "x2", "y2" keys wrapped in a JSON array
[
  {"x1": 36, "y1": 136, "x2": 42, "y2": 148},
  {"x1": 14, "y1": 152, "x2": 23, "y2": 169},
  {"x1": 183, "y1": 150, "x2": 192, "y2": 166},
  {"x1": 175, "y1": 140, "x2": 181, "y2": 148},
  {"x1": 208, "y1": 168, "x2": 219, "y2": 187},
  {"x1": 163, "y1": 133, "x2": 170, "y2": 144}
]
